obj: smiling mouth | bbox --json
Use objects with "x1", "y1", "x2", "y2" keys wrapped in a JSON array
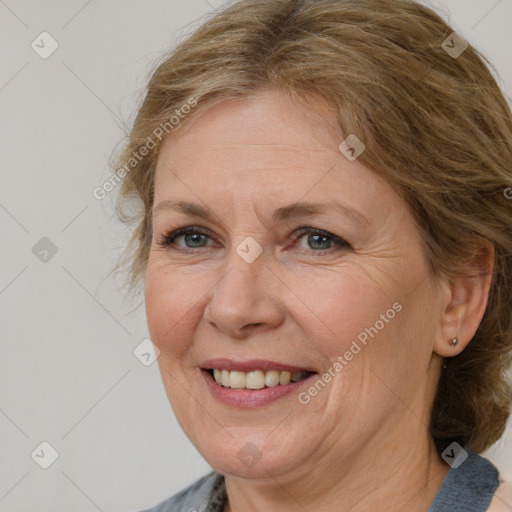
[{"x1": 205, "y1": 368, "x2": 316, "y2": 389}]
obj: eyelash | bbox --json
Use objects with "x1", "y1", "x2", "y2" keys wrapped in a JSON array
[{"x1": 155, "y1": 225, "x2": 351, "y2": 255}]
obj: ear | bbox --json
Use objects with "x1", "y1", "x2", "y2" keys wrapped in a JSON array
[{"x1": 433, "y1": 240, "x2": 495, "y2": 358}]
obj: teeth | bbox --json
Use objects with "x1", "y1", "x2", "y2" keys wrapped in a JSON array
[
  {"x1": 210, "y1": 369, "x2": 311, "y2": 389},
  {"x1": 229, "y1": 371, "x2": 246, "y2": 389},
  {"x1": 264, "y1": 370, "x2": 280, "y2": 387},
  {"x1": 246, "y1": 370, "x2": 265, "y2": 389},
  {"x1": 279, "y1": 371, "x2": 291, "y2": 385}
]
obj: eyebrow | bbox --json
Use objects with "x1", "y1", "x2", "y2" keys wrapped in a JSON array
[{"x1": 152, "y1": 200, "x2": 371, "y2": 228}]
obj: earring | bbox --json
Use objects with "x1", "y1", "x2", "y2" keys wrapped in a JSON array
[{"x1": 443, "y1": 337, "x2": 459, "y2": 369}]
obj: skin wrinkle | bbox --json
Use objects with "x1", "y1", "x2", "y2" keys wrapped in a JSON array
[
  {"x1": 144, "y1": 90, "x2": 492, "y2": 511},
  {"x1": 109, "y1": 2, "x2": 512, "y2": 507}
]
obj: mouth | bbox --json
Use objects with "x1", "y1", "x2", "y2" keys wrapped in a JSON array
[{"x1": 199, "y1": 359, "x2": 318, "y2": 408}]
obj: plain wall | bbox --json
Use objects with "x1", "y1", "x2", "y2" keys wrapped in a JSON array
[{"x1": 0, "y1": 1, "x2": 510, "y2": 510}]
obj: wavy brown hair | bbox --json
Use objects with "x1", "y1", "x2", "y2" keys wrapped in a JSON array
[{"x1": 111, "y1": 0, "x2": 512, "y2": 453}]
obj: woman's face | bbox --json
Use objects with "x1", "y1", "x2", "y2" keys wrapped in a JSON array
[{"x1": 145, "y1": 90, "x2": 447, "y2": 479}]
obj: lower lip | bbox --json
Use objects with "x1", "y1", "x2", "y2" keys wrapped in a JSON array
[{"x1": 201, "y1": 369, "x2": 315, "y2": 408}]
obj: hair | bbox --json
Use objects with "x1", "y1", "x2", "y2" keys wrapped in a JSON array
[{"x1": 111, "y1": 0, "x2": 512, "y2": 454}]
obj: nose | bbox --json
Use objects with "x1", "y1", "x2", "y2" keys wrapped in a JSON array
[{"x1": 203, "y1": 251, "x2": 285, "y2": 339}]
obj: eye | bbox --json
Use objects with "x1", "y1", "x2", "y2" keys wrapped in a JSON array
[
  {"x1": 292, "y1": 227, "x2": 351, "y2": 254},
  {"x1": 156, "y1": 226, "x2": 214, "y2": 249}
]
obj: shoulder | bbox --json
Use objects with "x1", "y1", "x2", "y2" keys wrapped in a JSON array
[
  {"x1": 429, "y1": 450, "x2": 500, "y2": 512},
  {"x1": 138, "y1": 471, "x2": 226, "y2": 512}
]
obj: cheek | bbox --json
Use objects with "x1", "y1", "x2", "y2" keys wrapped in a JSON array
[
  {"x1": 144, "y1": 264, "x2": 204, "y2": 355},
  {"x1": 303, "y1": 262, "x2": 432, "y2": 398},
  {"x1": 300, "y1": 267, "x2": 398, "y2": 354}
]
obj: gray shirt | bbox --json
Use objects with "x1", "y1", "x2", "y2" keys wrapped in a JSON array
[{"x1": 141, "y1": 450, "x2": 499, "y2": 512}]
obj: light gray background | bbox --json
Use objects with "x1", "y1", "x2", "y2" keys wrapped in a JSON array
[{"x1": 0, "y1": 1, "x2": 511, "y2": 511}]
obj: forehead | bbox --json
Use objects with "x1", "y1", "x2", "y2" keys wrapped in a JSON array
[
  {"x1": 156, "y1": 90, "x2": 341, "y2": 171},
  {"x1": 152, "y1": 90, "x2": 401, "y2": 222}
]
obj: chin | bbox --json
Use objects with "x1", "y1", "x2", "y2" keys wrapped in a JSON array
[{"x1": 190, "y1": 427, "x2": 306, "y2": 479}]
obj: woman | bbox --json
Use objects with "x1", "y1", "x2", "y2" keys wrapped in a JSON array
[{"x1": 112, "y1": 0, "x2": 512, "y2": 510}]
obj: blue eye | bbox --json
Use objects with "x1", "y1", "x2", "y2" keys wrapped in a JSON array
[
  {"x1": 159, "y1": 226, "x2": 213, "y2": 249},
  {"x1": 157, "y1": 226, "x2": 351, "y2": 254},
  {"x1": 292, "y1": 227, "x2": 350, "y2": 253}
]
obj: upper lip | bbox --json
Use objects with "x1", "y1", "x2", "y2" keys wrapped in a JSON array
[{"x1": 201, "y1": 358, "x2": 317, "y2": 373}]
